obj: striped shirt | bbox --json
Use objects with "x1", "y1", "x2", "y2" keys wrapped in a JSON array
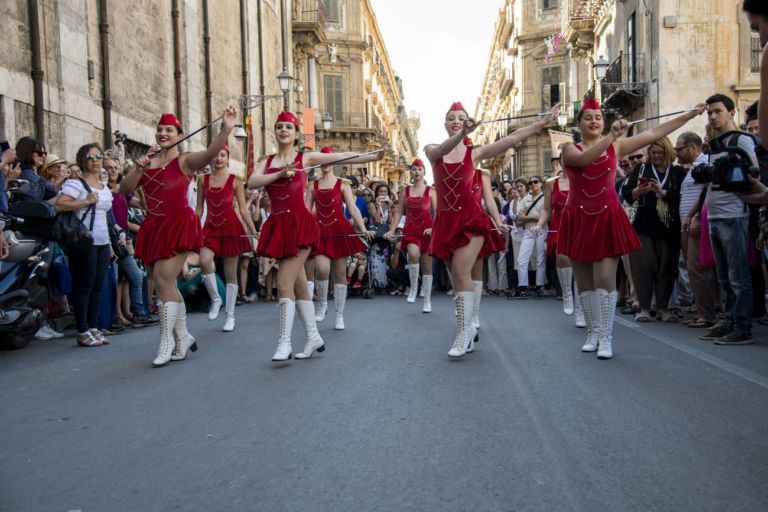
[{"x1": 679, "y1": 153, "x2": 708, "y2": 222}]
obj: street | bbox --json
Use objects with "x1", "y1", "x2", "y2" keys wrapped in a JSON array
[{"x1": 2, "y1": 294, "x2": 768, "y2": 512}]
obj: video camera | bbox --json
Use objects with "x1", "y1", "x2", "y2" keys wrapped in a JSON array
[{"x1": 691, "y1": 145, "x2": 760, "y2": 192}]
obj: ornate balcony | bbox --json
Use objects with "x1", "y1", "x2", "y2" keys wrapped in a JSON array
[
  {"x1": 600, "y1": 53, "x2": 648, "y2": 115},
  {"x1": 562, "y1": 0, "x2": 609, "y2": 58},
  {"x1": 292, "y1": 0, "x2": 327, "y2": 46}
]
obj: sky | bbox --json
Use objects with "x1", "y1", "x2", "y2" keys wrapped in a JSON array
[{"x1": 369, "y1": 0, "x2": 502, "y2": 181}]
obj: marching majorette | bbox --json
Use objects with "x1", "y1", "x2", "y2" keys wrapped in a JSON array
[
  {"x1": 532, "y1": 161, "x2": 587, "y2": 327},
  {"x1": 558, "y1": 98, "x2": 704, "y2": 359},
  {"x1": 308, "y1": 146, "x2": 373, "y2": 330},
  {"x1": 385, "y1": 158, "x2": 436, "y2": 312},
  {"x1": 121, "y1": 108, "x2": 237, "y2": 367},
  {"x1": 197, "y1": 145, "x2": 258, "y2": 332},
  {"x1": 248, "y1": 112, "x2": 384, "y2": 361},
  {"x1": 425, "y1": 101, "x2": 558, "y2": 358}
]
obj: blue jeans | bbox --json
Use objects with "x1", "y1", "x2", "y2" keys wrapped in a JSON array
[
  {"x1": 709, "y1": 217, "x2": 752, "y2": 331},
  {"x1": 117, "y1": 255, "x2": 148, "y2": 317}
]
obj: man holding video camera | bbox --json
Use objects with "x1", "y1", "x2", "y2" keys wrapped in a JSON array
[{"x1": 689, "y1": 94, "x2": 759, "y2": 345}]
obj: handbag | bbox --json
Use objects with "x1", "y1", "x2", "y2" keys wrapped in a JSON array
[
  {"x1": 49, "y1": 245, "x2": 73, "y2": 296},
  {"x1": 109, "y1": 221, "x2": 130, "y2": 259},
  {"x1": 53, "y1": 179, "x2": 96, "y2": 256}
]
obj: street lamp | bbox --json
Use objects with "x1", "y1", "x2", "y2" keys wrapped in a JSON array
[
  {"x1": 233, "y1": 124, "x2": 247, "y2": 140},
  {"x1": 594, "y1": 55, "x2": 609, "y2": 81},
  {"x1": 277, "y1": 68, "x2": 293, "y2": 93},
  {"x1": 322, "y1": 113, "x2": 333, "y2": 132},
  {"x1": 557, "y1": 111, "x2": 569, "y2": 130}
]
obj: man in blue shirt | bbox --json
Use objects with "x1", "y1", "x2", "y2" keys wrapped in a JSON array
[{"x1": 344, "y1": 175, "x2": 370, "y2": 225}]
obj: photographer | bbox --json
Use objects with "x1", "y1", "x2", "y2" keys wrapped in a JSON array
[{"x1": 689, "y1": 94, "x2": 758, "y2": 345}]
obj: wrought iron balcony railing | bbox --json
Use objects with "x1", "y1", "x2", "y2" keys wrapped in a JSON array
[{"x1": 600, "y1": 52, "x2": 648, "y2": 99}]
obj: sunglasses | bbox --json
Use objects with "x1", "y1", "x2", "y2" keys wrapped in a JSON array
[
  {"x1": 85, "y1": 153, "x2": 104, "y2": 161},
  {"x1": 673, "y1": 144, "x2": 693, "y2": 153},
  {"x1": 628, "y1": 155, "x2": 644, "y2": 161},
  {"x1": 34, "y1": 149, "x2": 47, "y2": 156},
  {"x1": 529, "y1": 180, "x2": 540, "y2": 185}
]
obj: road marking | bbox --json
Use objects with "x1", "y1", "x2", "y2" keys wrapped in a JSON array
[{"x1": 614, "y1": 316, "x2": 768, "y2": 390}]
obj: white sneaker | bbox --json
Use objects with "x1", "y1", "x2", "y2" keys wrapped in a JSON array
[
  {"x1": 42, "y1": 325, "x2": 64, "y2": 338},
  {"x1": 34, "y1": 327, "x2": 52, "y2": 339}
]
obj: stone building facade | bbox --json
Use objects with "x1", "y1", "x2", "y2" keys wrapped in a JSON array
[
  {"x1": 291, "y1": 0, "x2": 419, "y2": 190},
  {"x1": 474, "y1": 0, "x2": 570, "y2": 182},
  {"x1": 0, "y1": 0, "x2": 292, "y2": 174},
  {"x1": 562, "y1": 0, "x2": 759, "y2": 140}
]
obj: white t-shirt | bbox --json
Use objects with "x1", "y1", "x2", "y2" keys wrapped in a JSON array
[
  {"x1": 705, "y1": 133, "x2": 756, "y2": 219},
  {"x1": 60, "y1": 178, "x2": 113, "y2": 246},
  {"x1": 679, "y1": 152, "x2": 708, "y2": 223}
]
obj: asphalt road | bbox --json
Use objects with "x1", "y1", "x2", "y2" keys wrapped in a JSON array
[{"x1": 1, "y1": 293, "x2": 767, "y2": 512}]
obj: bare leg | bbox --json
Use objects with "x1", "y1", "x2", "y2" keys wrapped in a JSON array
[{"x1": 199, "y1": 247, "x2": 216, "y2": 275}]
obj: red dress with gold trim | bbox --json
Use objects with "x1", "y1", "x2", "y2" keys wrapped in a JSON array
[
  {"x1": 558, "y1": 144, "x2": 641, "y2": 261},
  {"x1": 428, "y1": 148, "x2": 504, "y2": 261},
  {"x1": 135, "y1": 156, "x2": 203, "y2": 266},
  {"x1": 202, "y1": 174, "x2": 251, "y2": 256},
  {"x1": 256, "y1": 152, "x2": 319, "y2": 259},
  {"x1": 311, "y1": 179, "x2": 367, "y2": 258},
  {"x1": 547, "y1": 177, "x2": 569, "y2": 256},
  {"x1": 401, "y1": 185, "x2": 433, "y2": 253}
]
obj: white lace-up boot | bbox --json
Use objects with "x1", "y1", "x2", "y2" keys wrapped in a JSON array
[
  {"x1": 579, "y1": 291, "x2": 600, "y2": 353},
  {"x1": 307, "y1": 280, "x2": 315, "y2": 300},
  {"x1": 153, "y1": 302, "x2": 179, "y2": 367},
  {"x1": 557, "y1": 267, "x2": 574, "y2": 315},
  {"x1": 295, "y1": 300, "x2": 325, "y2": 359},
  {"x1": 421, "y1": 275, "x2": 433, "y2": 313},
  {"x1": 170, "y1": 300, "x2": 197, "y2": 361},
  {"x1": 448, "y1": 291, "x2": 474, "y2": 358},
  {"x1": 471, "y1": 280, "x2": 483, "y2": 331},
  {"x1": 272, "y1": 299, "x2": 295, "y2": 361},
  {"x1": 597, "y1": 289, "x2": 617, "y2": 360},
  {"x1": 315, "y1": 280, "x2": 329, "y2": 321},
  {"x1": 334, "y1": 284, "x2": 347, "y2": 330},
  {"x1": 222, "y1": 283, "x2": 238, "y2": 332},
  {"x1": 407, "y1": 264, "x2": 420, "y2": 303},
  {"x1": 202, "y1": 273, "x2": 222, "y2": 320},
  {"x1": 573, "y1": 281, "x2": 586, "y2": 328}
]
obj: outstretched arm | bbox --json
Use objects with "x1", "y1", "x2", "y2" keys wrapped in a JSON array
[
  {"x1": 180, "y1": 106, "x2": 237, "y2": 173},
  {"x1": 474, "y1": 104, "x2": 560, "y2": 162},
  {"x1": 614, "y1": 104, "x2": 705, "y2": 157},
  {"x1": 303, "y1": 149, "x2": 386, "y2": 169}
]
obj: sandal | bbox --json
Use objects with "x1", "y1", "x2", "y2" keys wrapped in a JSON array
[
  {"x1": 77, "y1": 332, "x2": 103, "y2": 347},
  {"x1": 634, "y1": 312, "x2": 652, "y2": 322},
  {"x1": 659, "y1": 311, "x2": 679, "y2": 323},
  {"x1": 688, "y1": 318, "x2": 715, "y2": 328}
]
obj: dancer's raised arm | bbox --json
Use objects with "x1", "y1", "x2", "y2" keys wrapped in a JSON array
[{"x1": 475, "y1": 104, "x2": 560, "y2": 162}]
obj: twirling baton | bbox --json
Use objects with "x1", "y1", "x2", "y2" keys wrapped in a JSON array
[
  {"x1": 302, "y1": 149, "x2": 388, "y2": 182},
  {"x1": 464, "y1": 112, "x2": 553, "y2": 130},
  {"x1": 149, "y1": 94, "x2": 283, "y2": 160},
  {"x1": 625, "y1": 108, "x2": 698, "y2": 127}
]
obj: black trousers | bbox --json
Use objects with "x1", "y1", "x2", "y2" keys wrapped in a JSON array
[
  {"x1": 387, "y1": 267, "x2": 409, "y2": 291},
  {"x1": 69, "y1": 244, "x2": 111, "y2": 333},
  {"x1": 629, "y1": 234, "x2": 679, "y2": 311}
]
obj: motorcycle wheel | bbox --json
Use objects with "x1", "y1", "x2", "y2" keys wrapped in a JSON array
[{"x1": 0, "y1": 333, "x2": 33, "y2": 350}]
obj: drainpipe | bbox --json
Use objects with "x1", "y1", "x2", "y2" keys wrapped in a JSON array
[
  {"x1": 98, "y1": 0, "x2": 112, "y2": 148},
  {"x1": 203, "y1": 0, "x2": 213, "y2": 144},
  {"x1": 172, "y1": 0, "x2": 183, "y2": 121},
  {"x1": 28, "y1": 0, "x2": 44, "y2": 141},
  {"x1": 257, "y1": 0, "x2": 267, "y2": 151}
]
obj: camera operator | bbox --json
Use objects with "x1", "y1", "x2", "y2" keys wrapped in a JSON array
[{"x1": 687, "y1": 94, "x2": 758, "y2": 345}]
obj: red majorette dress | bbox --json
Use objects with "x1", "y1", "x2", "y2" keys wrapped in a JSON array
[
  {"x1": 311, "y1": 179, "x2": 367, "y2": 259},
  {"x1": 401, "y1": 185, "x2": 433, "y2": 253},
  {"x1": 429, "y1": 147, "x2": 504, "y2": 261},
  {"x1": 547, "y1": 177, "x2": 569, "y2": 256},
  {"x1": 135, "y1": 156, "x2": 203, "y2": 266},
  {"x1": 201, "y1": 174, "x2": 251, "y2": 257},
  {"x1": 557, "y1": 144, "x2": 641, "y2": 261},
  {"x1": 256, "y1": 152, "x2": 319, "y2": 259}
]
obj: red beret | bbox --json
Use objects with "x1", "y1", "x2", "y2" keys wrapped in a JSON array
[
  {"x1": 157, "y1": 113, "x2": 183, "y2": 131},
  {"x1": 276, "y1": 111, "x2": 300, "y2": 128},
  {"x1": 580, "y1": 98, "x2": 603, "y2": 113},
  {"x1": 448, "y1": 102, "x2": 468, "y2": 115},
  {"x1": 411, "y1": 158, "x2": 425, "y2": 169},
  {"x1": 221, "y1": 144, "x2": 229, "y2": 153},
  {"x1": 320, "y1": 146, "x2": 333, "y2": 154}
]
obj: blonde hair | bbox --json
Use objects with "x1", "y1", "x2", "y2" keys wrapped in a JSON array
[{"x1": 645, "y1": 136, "x2": 675, "y2": 169}]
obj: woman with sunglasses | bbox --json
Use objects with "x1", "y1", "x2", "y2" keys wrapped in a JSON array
[
  {"x1": 14, "y1": 137, "x2": 58, "y2": 203},
  {"x1": 196, "y1": 145, "x2": 257, "y2": 333},
  {"x1": 121, "y1": 108, "x2": 236, "y2": 367},
  {"x1": 248, "y1": 111, "x2": 384, "y2": 362},
  {"x1": 426, "y1": 101, "x2": 558, "y2": 358},
  {"x1": 307, "y1": 147, "x2": 373, "y2": 330},
  {"x1": 559, "y1": 98, "x2": 704, "y2": 359},
  {"x1": 385, "y1": 158, "x2": 437, "y2": 312},
  {"x1": 55, "y1": 144, "x2": 114, "y2": 347},
  {"x1": 513, "y1": 176, "x2": 548, "y2": 299}
]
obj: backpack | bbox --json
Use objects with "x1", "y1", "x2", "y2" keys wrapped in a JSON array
[{"x1": 53, "y1": 178, "x2": 96, "y2": 256}]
